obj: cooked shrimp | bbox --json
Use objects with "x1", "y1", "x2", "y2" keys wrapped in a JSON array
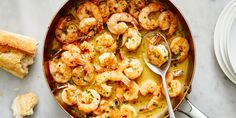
[
  {"x1": 147, "y1": 44, "x2": 169, "y2": 67},
  {"x1": 166, "y1": 80, "x2": 182, "y2": 98},
  {"x1": 77, "y1": 89, "x2": 101, "y2": 113},
  {"x1": 164, "y1": 70, "x2": 183, "y2": 97},
  {"x1": 93, "y1": 63, "x2": 106, "y2": 73},
  {"x1": 166, "y1": 69, "x2": 183, "y2": 83},
  {"x1": 49, "y1": 58, "x2": 72, "y2": 83},
  {"x1": 129, "y1": 0, "x2": 146, "y2": 18},
  {"x1": 97, "y1": 0, "x2": 110, "y2": 22},
  {"x1": 140, "y1": 95, "x2": 162, "y2": 112},
  {"x1": 139, "y1": 80, "x2": 160, "y2": 96},
  {"x1": 107, "y1": 0, "x2": 128, "y2": 14},
  {"x1": 98, "y1": 52, "x2": 118, "y2": 70},
  {"x1": 96, "y1": 83, "x2": 113, "y2": 97},
  {"x1": 115, "y1": 85, "x2": 125, "y2": 101},
  {"x1": 61, "y1": 44, "x2": 85, "y2": 67},
  {"x1": 93, "y1": 99, "x2": 110, "y2": 115},
  {"x1": 118, "y1": 58, "x2": 143, "y2": 80},
  {"x1": 80, "y1": 41, "x2": 96, "y2": 62},
  {"x1": 95, "y1": 113, "x2": 110, "y2": 118},
  {"x1": 55, "y1": 15, "x2": 80, "y2": 44},
  {"x1": 72, "y1": 62, "x2": 95, "y2": 86},
  {"x1": 107, "y1": 12, "x2": 139, "y2": 34},
  {"x1": 77, "y1": 1, "x2": 103, "y2": 23},
  {"x1": 78, "y1": 18, "x2": 97, "y2": 34},
  {"x1": 94, "y1": 98, "x2": 121, "y2": 117},
  {"x1": 147, "y1": 33, "x2": 161, "y2": 45},
  {"x1": 95, "y1": 32, "x2": 117, "y2": 53},
  {"x1": 139, "y1": 3, "x2": 163, "y2": 30},
  {"x1": 96, "y1": 71, "x2": 131, "y2": 86},
  {"x1": 123, "y1": 81, "x2": 139, "y2": 101},
  {"x1": 122, "y1": 28, "x2": 142, "y2": 50},
  {"x1": 96, "y1": 71, "x2": 131, "y2": 97},
  {"x1": 139, "y1": 80, "x2": 162, "y2": 112},
  {"x1": 170, "y1": 37, "x2": 189, "y2": 62},
  {"x1": 61, "y1": 85, "x2": 81, "y2": 106},
  {"x1": 120, "y1": 104, "x2": 137, "y2": 118},
  {"x1": 158, "y1": 11, "x2": 178, "y2": 36}
]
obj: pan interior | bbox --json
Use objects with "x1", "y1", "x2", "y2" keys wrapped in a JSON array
[{"x1": 43, "y1": 0, "x2": 195, "y2": 117}]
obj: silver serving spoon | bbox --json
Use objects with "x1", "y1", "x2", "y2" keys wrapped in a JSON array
[{"x1": 143, "y1": 32, "x2": 175, "y2": 118}]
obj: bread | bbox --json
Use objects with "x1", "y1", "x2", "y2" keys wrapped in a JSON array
[
  {"x1": 11, "y1": 92, "x2": 38, "y2": 118},
  {"x1": 0, "y1": 30, "x2": 37, "y2": 79}
]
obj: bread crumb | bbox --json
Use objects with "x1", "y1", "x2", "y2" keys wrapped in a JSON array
[{"x1": 11, "y1": 92, "x2": 38, "y2": 118}]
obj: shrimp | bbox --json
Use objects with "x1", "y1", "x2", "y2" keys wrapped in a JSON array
[
  {"x1": 55, "y1": 15, "x2": 80, "y2": 44},
  {"x1": 147, "y1": 44, "x2": 169, "y2": 67},
  {"x1": 163, "y1": 70, "x2": 183, "y2": 97},
  {"x1": 120, "y1": 104, "x2": 137, "y2": 118},
  {"x1": 139, "y1": 80, "x2": 162, "y2": 112},
  {"x1": 96, "y1": 71, "x2": 131, "y2": 87},
  {"x1": 139, "y1": 80, "x2": 160, "y2": 96},
  {"x1": 97, "y1": 0, "x2": 110, "y2": 22},
  {"x1": 80, "y1": 41, "x2": 96, "y2": 62},
  {"x1": 115, "y1": 81, "x2": 139, "y2": 102},
  {"x1": 77, "y1": 89, "x2": 101, "y2": 113},
  {"x1": 93, "y1": 99, "x2": 110, "y2": 115},
  {"x1": 166, "y1": 80, "x2": 182, "y2": 98},
  {"x1": 96, "y1": 71, "x2": 131, "y2": 97},
  {"x1": 115, "y1": 85, "x2": 125, "y2": 102},
  {"x1": 122, "y1": 28, "x2": 142, "y2": 50},
  {"x1": 71, "y1": 62, "x2": 95, "y2": 86},
  {"x1": 129, "y1": 0, "x2": 146, "y2": 18},
  {"x1": 158, "y1": 11, "x2": 178, "y2": 36},
  {"x1": 166, "y1": 69, "x2": 183, "y2": 83},
  {"x1": 61, "y1": 85, "x2": 81, "y2": 106},
  {"x1": 147, "y1": 33, "x2": 161, "y2": 45},
  {"x1": 98, "y1": 52, "x2": 118, "y2": 70},
  {"x1": 107, "y1": 12, "x2": 139, "y2": 34},
  {"x1": 94, "y1": 98, "x2": 121, "y2": 117},
  {"x1": 140, "y1": 95, "x2": 162, "y2": 112},
  {"x1": 138, "y1": 3, "x2": 163, "y2": 30},
  {"x1": 96, "y1": 84, "x2": 113, "y2": 97},
  {"x1": 107, "y1": 0, "x2": 128, "y2": 14},
  {"x1": 49, "y1": 58, "x2": 72, "y2": 83},
  {"x1": 170, "y1": 37, "x2": 189, "y2": 62},
  {"x1": 118, "y1": 58, "x2": 143, "y2": 80},
  {"x1": 123, "y1": 81, "x2": 139, "y2": 101},
  {"x1": 61, "y1": 44, "x2": 85, "y2": 67},
  {"x1": 94, "y1": 32, "x2": 117, "y2": 53},
  {"x1": 78, "y1": 18, "x2": 97, "y2": 34},
  {"x1": 77, "y1": 1, "x2": 103, "y2": 23}
]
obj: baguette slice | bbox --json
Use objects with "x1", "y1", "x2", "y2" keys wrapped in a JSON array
[
  {"x1": 0, "y1": 30, "x2": 37, "y2": 79},
  {"x1": 11, "y1": 92, "x2": 38, "y2": 118}
]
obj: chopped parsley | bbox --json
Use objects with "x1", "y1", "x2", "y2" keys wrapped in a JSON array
[{"x1": 173, "y1": 52, "x2": 181, "y2": 59}]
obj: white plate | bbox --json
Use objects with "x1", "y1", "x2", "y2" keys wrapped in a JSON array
[
  {"x1": 214, "y1": 0, "x2": 236, "y2": 84},
  {"x1": 227, "y1": 11, "x2": 236, "y2": 74},
  {"x1": 220, "y1": 1, "x2": 236, "y2": 77}
]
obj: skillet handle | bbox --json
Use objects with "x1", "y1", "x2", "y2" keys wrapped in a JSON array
[{"x1": 177, "y1": 98, "x2": 209, "y2": 118}]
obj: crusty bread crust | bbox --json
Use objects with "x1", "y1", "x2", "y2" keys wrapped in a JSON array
[
  {"x1": 0, "y1": 30, "x2": 37, "y2": 79},
  {"x1": 0, "y1": 30, "x2": 37, "y2": 55}
]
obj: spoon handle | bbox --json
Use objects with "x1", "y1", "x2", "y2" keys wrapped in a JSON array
[{"x1": 161, "y1": 74, "x2": 175, "y2": 118}]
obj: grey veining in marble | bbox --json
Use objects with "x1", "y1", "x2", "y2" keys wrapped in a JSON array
[{"x1": 0, "y1": 0, "x2": 236, "y2": 118}]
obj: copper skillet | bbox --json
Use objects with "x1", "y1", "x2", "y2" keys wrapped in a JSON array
[{"x1": 43, "y1": 0, "x2": 207, "y2": 117}]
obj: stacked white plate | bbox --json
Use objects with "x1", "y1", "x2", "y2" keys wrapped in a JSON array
[{"x1": 214, "y1": 0, "x2": 236, "y2": 84}]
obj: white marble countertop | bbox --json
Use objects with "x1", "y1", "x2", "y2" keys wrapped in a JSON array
[{"x1": 0, "y1": 0, "x2": 235, "y2": 118}]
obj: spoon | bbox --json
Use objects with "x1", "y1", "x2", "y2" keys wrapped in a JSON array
[{"x1": 143, "y1": 32, "x2": 175, "y2": 118}]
